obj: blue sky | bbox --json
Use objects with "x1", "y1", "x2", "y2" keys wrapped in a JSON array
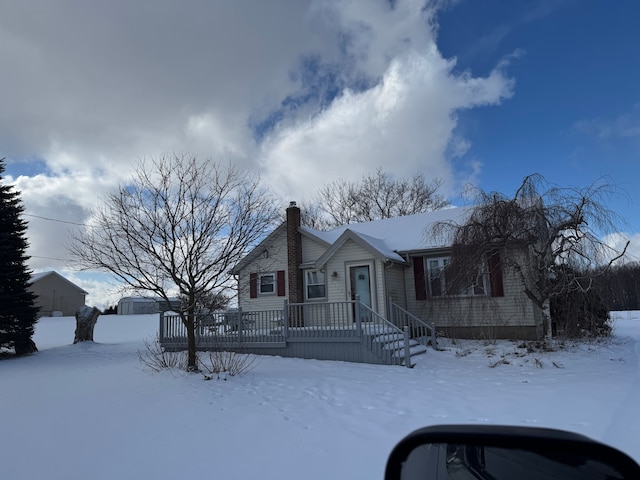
[
  {"x1": 1, "y1": 0, "x2": 639, "y2": 306},
  {"x1": 437, "y1": 0, "x2": 640, "y2": 228}
]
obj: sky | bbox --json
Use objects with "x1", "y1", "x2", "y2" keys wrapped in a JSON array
[
  {"x1": 1, "y1": 0, "x2": 639, "y2": 308},
  {"x1": 1, "y1": 311, "x2": 640, "y2": 479}
]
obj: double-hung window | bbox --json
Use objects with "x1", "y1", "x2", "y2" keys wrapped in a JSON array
[
  {"x1": 259, "y1": 273, "x2": 276, "y2": 295},
  {"x1": 305, "y1": 269, "x2": 326, "y2": 300},
  {"x1": 427, "y1": 258, "x2": 448, "y2": 297}
]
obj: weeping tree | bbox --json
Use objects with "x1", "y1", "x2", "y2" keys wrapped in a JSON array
[
  {"x1": 437, "y1": 174, "x2": 628, "y2": 342},
  {"x1": 302, "y1": 168, "x2": 449, "y2": 229},
  {"x1": 69, "y1": 155, "x2": 278, "y2": 370}
]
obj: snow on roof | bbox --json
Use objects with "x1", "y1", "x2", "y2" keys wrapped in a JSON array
[
  {"x1": 302, "y1": 206, "x2": 472, "y2": 256},
  {"x1": 30, "y1": 271, "x2": 52, "y2": 283},
  {"x1": 29, "y1": 271, "x2": 89, "y2": 294}
]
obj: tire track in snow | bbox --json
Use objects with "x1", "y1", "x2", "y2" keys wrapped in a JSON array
[{"x1": 602, "y1": 321, "x2": 640, "y2": 462}]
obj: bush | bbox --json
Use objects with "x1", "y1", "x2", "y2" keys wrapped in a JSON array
[
  {"x1": 199, "y1": 350, "x2": 258, "y2": 380},
  {"x1": 138, "y1": 336, "x2": 188, "y2": 372},
  {"x1": 551, "y1": 287, "x2": 612, "y2": 338},
  {"x1": 138, "y1": 336, "x2": 257, "y2": 379}
]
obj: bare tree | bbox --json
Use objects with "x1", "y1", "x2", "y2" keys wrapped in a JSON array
[
  {"x1": 69, "y1": 155, "x2": 278, "y2": 370},
  {"x1": 302, "y1": 168, "x2": 449, "y2": 229},
  {"x1": 436, "y1": 174, "x2": 628, "y2": 342}
]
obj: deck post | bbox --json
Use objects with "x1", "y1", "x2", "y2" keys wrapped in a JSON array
[
  {"x1": 237, "y1": 307, "x2": 243, "y2": 344},
  {"x1": 283, "y1": 299, "x2": 289, "y2": 338},
  {"x1": 404, "y1": 326, "x2": 411, "y2": 368},
  {"x1": 355, "y1": 294, "x2": 361, "y2": 336},
  {"x1": 159, "y1": 311, "x2": 165, "y2": 344}
]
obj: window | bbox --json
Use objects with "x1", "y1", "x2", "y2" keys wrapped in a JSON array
[
  {"x1": 305, "y1": 269, "x2": 326, "y2": 300},
  {"x1": 413, "y1": 253, "x2": 503, "y2": 300},
  {"x1": 426, "y1": 257, "x2": 487, "y2": 297},
  {"x1": 428, "y1": 258, "x2": 448, "y2": 297},
  {"x1": 250, "y1": 270, "x2": 285, "y2": 298},
  {"x1": 259, "y1": 273, "x2": 275, "y2": 295}
]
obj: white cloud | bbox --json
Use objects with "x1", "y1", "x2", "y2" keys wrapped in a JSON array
[
  {"x1": 603, "y1": 232, "x2": 640, "y2": 264},
  {"x1": 260, "y1": 47, "x2": 513, "y2": 201},
  {"x1": 1, "y1": 0, "x2": 516, "y2": 306}
]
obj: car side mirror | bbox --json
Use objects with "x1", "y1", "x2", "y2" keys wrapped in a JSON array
[{"x1": 385, "y1": 425, "x2": 640, "y2": 480}]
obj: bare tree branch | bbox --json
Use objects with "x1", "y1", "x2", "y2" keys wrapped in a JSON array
[
  {"x1": 301, "y1": 168, "x2": 449, "y2": 229},
  {"x1": 68, "y1": 155, "x2": 279, "y2": 369},
  {"x1": 437, "y1": 174, "x2": 629, "y2": 342}
]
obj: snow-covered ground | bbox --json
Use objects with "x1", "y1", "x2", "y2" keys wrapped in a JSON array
[{"x1": 1, "y1": 311, "x2": 639, "y2": 479}]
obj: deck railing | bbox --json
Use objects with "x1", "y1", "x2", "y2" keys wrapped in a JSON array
[
  {"x1": 285, "y1": 299, "x2": 358, "y2": 337},
  {"x1": 356, "y1": 302, "x2": 409, "y2": 365},
  {"x1": 388, "y1": 299, "x2": 437, "y2": 349},
  {"x1": 159, "y1": 296, "x2": 433, "y2": 364}
]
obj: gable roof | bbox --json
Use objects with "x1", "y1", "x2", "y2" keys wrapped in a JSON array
[
  {"x1": 231, "y1": 207, "x2": 473, "y2": 274},
  {"x1": 302, "y1": 206, "x2": 472, "y2": 257},
  {"x1": 229, "y1": 222, "x2": 287, "y2": 275},
  {"x1": 315, "y1": 229, "x2": 406, "y2": 267},
  {"x1": 29, "y1": 271, "x2": 89, "y2": 294}
]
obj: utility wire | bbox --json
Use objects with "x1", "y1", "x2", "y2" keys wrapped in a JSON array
[
  {"x1": 30, "y1": 255, "x2": 68, "y2": 262},
  {"x1": 23, "y1": 213, "x2": 87, "y2": 226}
]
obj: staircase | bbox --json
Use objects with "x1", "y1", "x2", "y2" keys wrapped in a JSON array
[
  {"x1": 356, "y1": 300, "x2": 430, "y2": 367},
  {"x1": 370, "y1": 331, "x2": 428, "y2": 367}
]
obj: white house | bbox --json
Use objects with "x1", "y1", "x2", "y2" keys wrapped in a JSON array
[{"x1": 231, "y1": 202, "x2": 544, "y2": 340}]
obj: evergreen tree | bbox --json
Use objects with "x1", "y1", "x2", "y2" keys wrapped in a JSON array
[{"x1": 0, "y1": 157, "x2": 39, "y2": 354}]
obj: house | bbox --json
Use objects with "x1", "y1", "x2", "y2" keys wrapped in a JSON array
[
  {"x1": 159, "y1": 202, "x2": 544, "y2": 366},
  {"x1": 29, "y1": 271, "x2": 88, "y2": 317},
  {"x1": 117, "y1": 296, "x2": 181, "y2": 315},
  {"x1": 231, "y1": 202, "x2": 544, "y2": 341}
]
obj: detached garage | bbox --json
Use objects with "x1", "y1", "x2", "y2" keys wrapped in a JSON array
[
  {"x1": 29, "y1": 271, "x2": 88, "y2": 317},
  {"x1": 117, "y1": 297, "x2": 180, "y2": 315}
]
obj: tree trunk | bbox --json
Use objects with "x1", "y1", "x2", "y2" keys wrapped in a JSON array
[
  {"x1": 74, "y1": 306, "x2": 101, "y2": 343},
  {"x1": 186, "y1": 316, "x2": 198, "y2": 371},
  {"x1": 542, "y1": 297, "x2": 552, "y2": 345},
  {"x1": 14, "y1": 338, "x2": 38, "y2": 355}
]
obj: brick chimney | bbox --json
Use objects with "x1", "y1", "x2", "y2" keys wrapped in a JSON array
[{"x1": 286, "y1": 201, "x2": 303, "y2": 305}]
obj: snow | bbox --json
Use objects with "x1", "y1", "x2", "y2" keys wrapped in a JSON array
[
  {"x1": 1, "y1": 311, "x2": 639, "y2": 479},
  {"x1": 301, "y1": 205, "x2": 473, "y2": 253}
]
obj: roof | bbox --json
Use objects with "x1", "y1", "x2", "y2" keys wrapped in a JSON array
[
  {"x1": 229, "y1": 222, "x2": 287, "y2": 275},
  {"x1": 302, "y1": 206, "x2": 472, "y2": 259},
  {"x1": 29, "y1": 271, "x2": 89, "y2": 294},
  {"x1": 231, "y1": 207, "x2": 473, "y2": 273}
]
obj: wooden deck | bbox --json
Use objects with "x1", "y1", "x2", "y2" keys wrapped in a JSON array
[{"x1": 159, "y1": 299, "x2": 436, "y2": 367}]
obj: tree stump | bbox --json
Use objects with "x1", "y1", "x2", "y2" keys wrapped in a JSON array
[{"x1": 74, "y1": 306, "x2": 101, "y2": 343}]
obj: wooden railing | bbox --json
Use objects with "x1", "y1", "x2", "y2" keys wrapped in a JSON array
[
  {"x1": 159, "y1": 297, "x2": 432, "y2": 366},
  {"x1": 388, "y1": 299, "x2": 437, "y2": 349},
  {"x1": 356, "y1": 302, "x2": 410, "y2": 366}
]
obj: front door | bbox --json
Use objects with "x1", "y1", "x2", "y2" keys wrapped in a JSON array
[{"x1": 350, "y1": 265, "x2": 372, "y2": 322}]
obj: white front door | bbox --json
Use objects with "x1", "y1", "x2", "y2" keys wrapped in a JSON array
[{"x1": 350, "y1": 265, "x2": 372, "y2": 308}]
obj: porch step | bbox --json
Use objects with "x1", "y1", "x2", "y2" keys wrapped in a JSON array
[
  {"x1": 370, "y1": 332, "x2": 428, "y2": 367},
  {"x1": 372, "y1": 333, "x2": 404, "y2": 343},
  {"x1": 392, "y1": 344, "x2": 428, "y2": 358}
]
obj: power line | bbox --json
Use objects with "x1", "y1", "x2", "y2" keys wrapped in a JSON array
[
  {"x1": 23, "y1": 213, "x2": 87, "y2": 226},
  {"x1": 29, "y1": 255, "x2": 68, "y2": 262}
]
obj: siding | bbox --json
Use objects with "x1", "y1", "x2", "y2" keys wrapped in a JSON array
[
  {"x1": 403, "y1": 246, "x2": 542, "y2": 339},
  {"x1": 384, "y1": 263, "x2": 407, "y2": 309},
  {"x1": 237, "y1": 228, "x2": 289, "y2": 312},
  {"x1": 29, "y1": 274, "x2": 86, "y2": 317},
  {"x1": 301, "y1": 234, "x2": 327, "y2": 263},
  {"x1": 322, "y1": 239, "x2": 382, "y2": 312}
]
